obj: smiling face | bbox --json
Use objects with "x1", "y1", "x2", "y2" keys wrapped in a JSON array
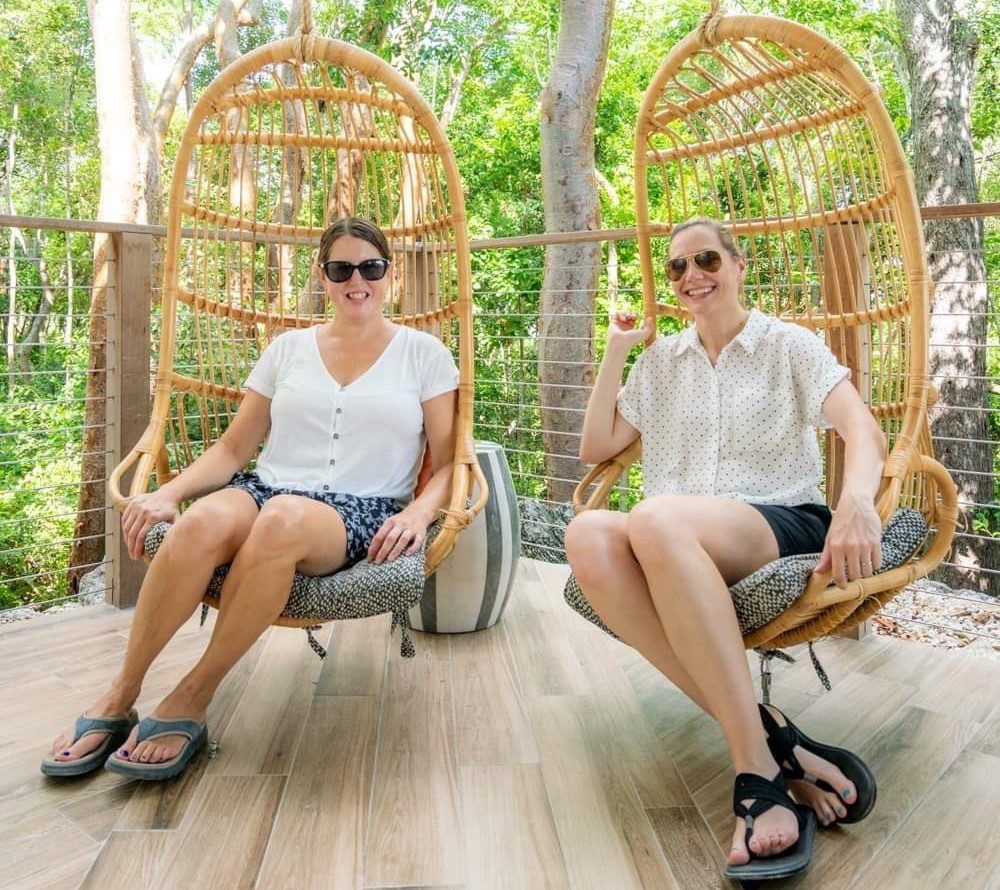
[
  {"x1": 318, "y1": 234, "x2": 391, "y2": 321},
  {"x1": 667, "y1": 224, "x2": 746, "y2": 320}
]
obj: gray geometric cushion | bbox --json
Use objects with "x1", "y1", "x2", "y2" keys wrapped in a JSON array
[
  {"x1": 564, "y1": 508, "x2": 928, "y2": 639},
  {"x1": 144, "y1": 518, "x2": 444, "y2": 659}
]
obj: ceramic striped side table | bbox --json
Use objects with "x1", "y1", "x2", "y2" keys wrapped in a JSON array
[{"x1": 410, "y1": 441, "x2": 521, "y2": 633}]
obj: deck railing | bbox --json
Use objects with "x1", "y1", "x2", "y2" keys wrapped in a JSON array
[{"x1": 0, "y1": 207, "x2": 996, "y2": 648}]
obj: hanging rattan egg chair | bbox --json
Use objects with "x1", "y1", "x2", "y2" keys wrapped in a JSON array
[
  {"x1": 108, "y1": 23, "x2": 486, "y2": 657},
  {"x1": 568, "y1": 8, "x2": 958, "y2": 653}
]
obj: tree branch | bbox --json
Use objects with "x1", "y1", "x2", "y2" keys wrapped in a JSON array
[{"x1": 151, "y1": 0, "x2": 258, "y2": 171}]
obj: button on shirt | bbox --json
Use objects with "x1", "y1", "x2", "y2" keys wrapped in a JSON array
[
  {"x1": 616, "y1": 308, "x2": 850, "y2": 506},
  {"x1": 244, "y1": 325, "x2": 459, "y2": 501}
]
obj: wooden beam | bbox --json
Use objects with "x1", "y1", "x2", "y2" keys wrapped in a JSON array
[
  {"x1": 0, "y1": 201, "x2": 997, "y2": 251},
  {"x1": 106, "y1": 231, "x2": 151, "y2": 608}
]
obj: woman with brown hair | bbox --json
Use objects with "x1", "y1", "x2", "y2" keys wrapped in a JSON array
[
  {"x1": 42, "y1": 218, "x2": 459, "y2": 782},
  {"x1": 565, "y1": 217, "x2": 882, "y2": 881}
]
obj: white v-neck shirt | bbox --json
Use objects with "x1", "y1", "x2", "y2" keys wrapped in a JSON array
[
  {"x1": 243, "y1": 324, "x2": 459, "y2": 500},
  {"x1": 616, "y1": 308, "x2": 850, "y2": 506}
]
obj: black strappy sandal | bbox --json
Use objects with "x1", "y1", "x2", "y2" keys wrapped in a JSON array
[
  {"x1": 759, "y1": 703, "x2": 877, "y2": 824},
  {"x1": 724, "y1": 771, "x2": 816, "y2": 882}
]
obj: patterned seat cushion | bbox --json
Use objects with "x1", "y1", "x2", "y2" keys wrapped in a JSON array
[
  {"x1": 564, "y1": 508, "x2": 928, "y2": 639},
  {"x1": 144, "y1": 519, "x2": 443, "y2": 658}
]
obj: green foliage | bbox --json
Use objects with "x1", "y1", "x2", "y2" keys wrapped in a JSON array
[{"x1": 0, "y1": 0, "x2": 998, "y2": 608}]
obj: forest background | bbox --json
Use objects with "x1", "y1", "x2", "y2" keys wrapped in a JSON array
[{"x1": 0, "y1": 0, "x2": 997, "y2": 610}]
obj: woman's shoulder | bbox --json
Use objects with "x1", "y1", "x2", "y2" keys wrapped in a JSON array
[
  {"x1": 269, "y1": 326, "x2": 312, "y2": 348},
  {"x1": 258, "y1": 326, "x2": 311, "y2": 361},
  {"x1": 642, "y1": 328, "x2": 689, "y2": 362},
  {"x1": 756, "y1": 312, "x2": 830, "y2": 354},
  {"x1": 399, "y1": 325, "x2": 455, "y2": 358}
]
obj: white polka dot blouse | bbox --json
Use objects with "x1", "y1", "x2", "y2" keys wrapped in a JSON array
[{"x1": 616, "y1": 308, "x2": 850, "y2": 506}]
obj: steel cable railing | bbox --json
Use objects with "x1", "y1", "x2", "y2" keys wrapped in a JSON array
[{"x1": 0, "y1": 215, "x2": 996, "y2": 658}]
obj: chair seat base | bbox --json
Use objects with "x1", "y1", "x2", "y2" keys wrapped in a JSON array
[
  {"x1": 564, "y1": 508, "x2": 928, "y2": 643},
  {"x1": 145, "y1": 520, "x2": 439, "y2": 657}
]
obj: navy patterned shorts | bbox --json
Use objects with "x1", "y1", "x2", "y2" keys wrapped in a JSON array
[{"x1": 226, "y1": 471, "x2": 403, "y2": 566}]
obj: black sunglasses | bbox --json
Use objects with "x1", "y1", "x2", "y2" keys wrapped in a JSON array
[
  {"x1": 321, "y1": 258, "x2": 390, "y2": 283},
  {"x1": 666, "y1": 249, "x2": 722, "y2": 281}
]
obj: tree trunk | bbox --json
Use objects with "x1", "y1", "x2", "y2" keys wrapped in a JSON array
[
  {"x1": 69, "y1": 0, "x2": 148, "y2": 591},
  {"x1": 15, "y1": 233, "x2": 58, "y2": 373},
  {"x1": 896, "y1": 0, "x2": 998, "y2": 595},
  {"x1": 216, "y1": 0, "x2": 257, "y2": 305},
  {"x1": 268, "y1": 0, "x2": 308, "y2": 312},
  {"x1": 440, "y1": 29, "x2": 492, "y2": 129},
  {"x1": 151, "y1": 0, "x2": 257, "y2": 182},
  {"x1": 538, "y1": 0, "x2": 614, "y2": 503}
]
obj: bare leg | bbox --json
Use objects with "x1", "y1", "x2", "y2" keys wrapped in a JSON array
[
  {"x1": 117, "y1": 494, "x2": 350, "y2": 764},
  {"x1": 625, "y1": 495, "x2": 797, "y2": 863},
  {"x1": 565, "y1": 510, "x2": 713, "y2": 712},
  {"x1": 565, "y1": 499, "x2": 783, "y2": 715},
  {"x1": 50, "y1": 488, "x2": 258, "y2": 761},
  {"x1": 566, "y1": 502, "x2": 857, "y2": 841}
]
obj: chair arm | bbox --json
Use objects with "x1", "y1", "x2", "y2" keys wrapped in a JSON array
[
  {"x1": 744, "y1": 451, "x2": 959, "y2": 650},
  {"x1": 571, "y1": 438, "x2": 643, "y2": 513},
  {"x1": 424, "y1": 437, "x2": 489, "y2": 574},
  {"x1": 107, "y1": 421, "x2": 164, "y2": 512}
]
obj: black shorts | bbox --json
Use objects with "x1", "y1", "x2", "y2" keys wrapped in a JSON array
[{"x1": 749, "y1": 502, "x2": 832, "y2": 558}]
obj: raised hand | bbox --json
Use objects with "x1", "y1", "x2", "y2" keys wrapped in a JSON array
[{"x1": 607, "y1": 311, "x2": 655, "y2": 353}]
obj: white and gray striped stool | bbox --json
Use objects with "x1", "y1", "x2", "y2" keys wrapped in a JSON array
[{"x1": 409, "y1": 441, "x2": 521, "y2": 633}]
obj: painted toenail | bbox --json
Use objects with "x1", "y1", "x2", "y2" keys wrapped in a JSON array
[
  {"x1": 841, "y1": 789, "x2": 851, "y2": 798},
  {"x1": 61, "y1": 750, "x2": 70, "y2": 755},
  {"x1": 120, "y1": 749, "x2": 129, "y2": 756}
]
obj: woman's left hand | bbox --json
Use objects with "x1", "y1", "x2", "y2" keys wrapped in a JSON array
[
  {"x1": 368, "y1": 509, "x2": 431, "y2": 564},
  {"x1": 816, "y1": 492, "x2": 882, "y2": 588}
]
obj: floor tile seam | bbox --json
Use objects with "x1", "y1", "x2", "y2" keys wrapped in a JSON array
[{"x1": 845, "y1": 710, "x2": 978, "y2": 889}]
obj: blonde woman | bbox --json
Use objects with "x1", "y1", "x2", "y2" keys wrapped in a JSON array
[
  {"x1": 43, "y1": 218, "x2": 458, "y2": 781},
  {"x1": 565, "y1": 217, "x2": 882, "y2": 881}
]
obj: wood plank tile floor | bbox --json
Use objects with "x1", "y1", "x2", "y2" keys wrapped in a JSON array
[{"x1": 2, "y1": 559, "x2": 999, "y2": 889}]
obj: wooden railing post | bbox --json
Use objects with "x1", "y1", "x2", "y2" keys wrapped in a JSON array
[{"x1": 106, "y1": 231, "x2": 151, "y2": 608}]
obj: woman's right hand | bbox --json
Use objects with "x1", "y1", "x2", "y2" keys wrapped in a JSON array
[
  {"x1": 607, "y1": 311, "x2": 655, "y2": 352},
  {"x1": 121, "y1": 490, "x2": 181, "y2": 560}
]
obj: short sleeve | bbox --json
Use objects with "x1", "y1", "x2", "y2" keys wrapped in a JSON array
[
  {"x1": 616, "y1": 351, "x2": 646, "y2": 433},
  {"x1": 420, "y1": 339, "x2": 459, "y2": 402},
  {"x1": 789, "y1": 329, "x2": 851, "y2": 429},
  {"x1": 243, "y1": 333, "x2": 287, "y2": 398}
]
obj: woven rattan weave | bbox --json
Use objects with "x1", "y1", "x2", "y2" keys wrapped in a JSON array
[
  {"x1": 572, "y1": 10, "x2": 958, "y2": 649},
  {"x1": 108, "y1": 32, "x2": 487, "y2": 630}
]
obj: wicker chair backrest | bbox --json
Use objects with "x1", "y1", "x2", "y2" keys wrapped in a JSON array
[
  {"x1": 635, "y1": 14, "x2": 933, "y2": 519},
  {"x1": 149, "y1": 36, "x2": 474, "y2": 481}
]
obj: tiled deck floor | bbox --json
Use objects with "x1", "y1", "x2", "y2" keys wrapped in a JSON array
[{"x1": 2, "y1": 558, "x2": 999, "y2": 888}]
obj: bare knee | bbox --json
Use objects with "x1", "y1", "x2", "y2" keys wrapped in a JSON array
[
  {"x1": 162, "y1": 503, "x2": 246, "y2": 561},
  {"x1": 565, "y1": 510, "x2": 629, "y2": 578},
  {"x1": 626, "y1": 496, "x2": 698, "y2": 561},
  {"x1": 240, "y1": 495, "x2": 311, "y2": 561}
]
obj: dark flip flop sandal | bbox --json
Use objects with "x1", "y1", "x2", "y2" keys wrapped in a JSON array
[
  {"x1": 759, "y1": 703, "x2": 877, "y2": 824},
  {"x1": 104, "y1": 716, "x2": 207, "y2": 782},
  {"x1": 40, "y1": 710, "x2": 139, "y2": 778},
  {"x1": 724, "y1": 771, "x2": 816, "y2": 882}
]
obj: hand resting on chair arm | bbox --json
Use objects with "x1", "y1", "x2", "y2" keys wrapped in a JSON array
[
  {"x1": 367, "y1": 388, "x2": 457, "y2": 564},
  {"x1": 120, "y1": 389, "x2": 273, "y2": 560},
  {"x1": 814, "y1": 379, "x2": 887, "y2": 589}
]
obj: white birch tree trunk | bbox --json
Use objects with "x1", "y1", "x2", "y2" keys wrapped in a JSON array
[
  {"x1": 70, "y1": 0, "x2": 148, "y2": 589},
  {"x1": 538, "y1": 0, "x2": 614, "y2": 503},
  {"x1": 895, "y1": 0, "x2": 997, "y2": 595}
]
